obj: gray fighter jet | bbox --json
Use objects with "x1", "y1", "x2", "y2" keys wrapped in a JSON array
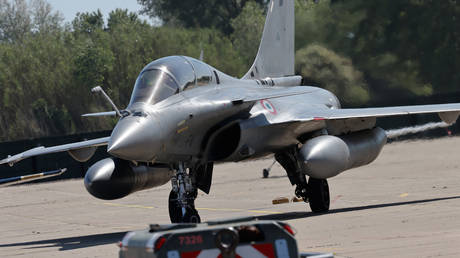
[{"x1": 2, "y1": 0, "x2": 460, "y2": 223}]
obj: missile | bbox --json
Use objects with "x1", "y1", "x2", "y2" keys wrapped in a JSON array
[{"x1": 0, "y1": 168, "x2": 67, "y2": 187}]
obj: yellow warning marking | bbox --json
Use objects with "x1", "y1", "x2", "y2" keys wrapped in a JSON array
[
  {"x1": 177, "y1": 126, "x2": 189, "y2": 134},
  {"x1": 300, "y1": 249, "x2": 339, "y2": 255},
  {"x1": 177, "y1": 120, "x2": 186, "y2": 127},
  {"x1": 22, "y1": 174, "x2": 44, "y2": 181},
  {"x1": 102, "y1": 202, "x2": 155, "y2": 209},
  {"x1": 291, "y1": 196, "x2": 303, "y2": 203},
  {"x1": 399, "y1": 193, "x2": 409, "y2": 198},
  {"x1": 272, "y1": 197, "x2": 289, "y2": 205}
]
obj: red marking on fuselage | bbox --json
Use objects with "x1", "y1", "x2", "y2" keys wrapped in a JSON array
[{"x1": 260, "y1": 99, "x2": 277, "y2": 115}]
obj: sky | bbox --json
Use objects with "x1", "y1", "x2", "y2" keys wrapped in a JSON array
[{"x1": 46, "y1": 0, "x2": 152, "y2": 24}]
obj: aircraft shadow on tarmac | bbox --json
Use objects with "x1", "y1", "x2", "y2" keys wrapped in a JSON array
[
  {"x1": 1, "y1": 196, "x2": 460, "y2": 252},
  {"x1": 0, "y1": 231, "x2": 127, "y2": 251},
  {"x1": 256, "y1": 195, "x2": 460, "y2": 221}
]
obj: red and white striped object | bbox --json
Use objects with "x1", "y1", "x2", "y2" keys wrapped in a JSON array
[{"x1": 181, "y1": 243, "x2": 275, "y2": 258}]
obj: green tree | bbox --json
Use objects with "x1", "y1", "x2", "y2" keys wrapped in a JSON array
[
  {"x1": 230, "y1": 0, "x2": 265, "y2": 67},
  {"x1": 295, "y1": 0, "x2": 459, "y2": 103},
  {"x1": 30, "y1": 0, "x2": 63, "y2": 34},
  {"x1": 72, "y1": 10, "x2": 104, "y2": 35},
  {"x1": 3, "y1": 0, "x2": 457, "y2": 141},
  {"x1": 0, "y1": 1, "x2": 249, "y2": 140},
  {"x1": 296, "y1": 44, "x2": 369, "y2": 106},
  {"x1": 0, "y1": 26, "x2": 74, "y2": 139},
  {"x1": 105, "y1": 9, "x2": 152, "y2": 107},
  {"x1": 137, "y1": 0, "x2": 267, "y2": 34},
  {"x1": 0, "y1": 0, "x2": 62, "y2": 42},
  {"x1": 0, "y1": 0, "x2": 32, "y2": 41}
]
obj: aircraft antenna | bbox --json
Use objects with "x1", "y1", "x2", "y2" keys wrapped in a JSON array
[
  {"x1": 199, "y1": 49, "x2": 204, "y2": 61},
  {"x1": 199, "y1": 42, "x2": 204, "y2": 61},
  {"x1": 91, "y1": 86, "x2": 122, "y2": 117}
]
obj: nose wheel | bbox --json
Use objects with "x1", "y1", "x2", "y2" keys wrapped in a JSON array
[
  {"x1": 169, "y1": 163, "x2": 201, "y2": 223},
  {"x1": 168, "y1": 190, "x2": 201, "y2": 223}
]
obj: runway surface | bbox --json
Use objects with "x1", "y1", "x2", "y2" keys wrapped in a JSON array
[{"x1": 1, "y1": 137, "x2": 460, "y2": 257}]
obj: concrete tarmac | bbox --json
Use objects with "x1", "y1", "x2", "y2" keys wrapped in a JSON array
[{"x1": 1, "y1": 137, "x2": 460, "y2": 257}]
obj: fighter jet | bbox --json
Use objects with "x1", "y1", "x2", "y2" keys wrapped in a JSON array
[{"x1": 2, "y1": 0, "x2": 460, "y2": 223}]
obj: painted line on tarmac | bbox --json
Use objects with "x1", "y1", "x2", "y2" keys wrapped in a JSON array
[
  {"x1": 100, "y1": 202, "x2": 282, "y2": 214},
  {"x1": 331, "y1": 195, "x2": 343, "y2": 204},
  {"x1": 197, "y1": 207, "x2": 282, "y2": 214},
  {"x1": 399, "y1": 193, "x2": 409, "y2": 198},
  {"x1": 102, "y1": 202, "x2": 156, "y2": 209},
  {"x1": 300, "y1": 250, "x2": 339, "y2": 255}
]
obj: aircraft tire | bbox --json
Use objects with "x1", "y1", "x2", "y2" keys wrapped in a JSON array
[
  {"x1": 183, "y1": 207, "x2": 201, "y2": 223},
  {"x1": 168, "y1": 190, "x2": 182, "y2": 223},
  {"x1": 169, "y1": 190, "x2": 201, "y2": 223},
  {"x1": 263, "y1": 169, "x2": 269, "y2": 178},
  {"x1": 308, "y1": 178, "x2": 330, "y2": 213}
]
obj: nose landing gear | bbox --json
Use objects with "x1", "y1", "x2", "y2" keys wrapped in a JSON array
[{"x1": 169, "y1": 163, "x2": 201, "y2": 223}]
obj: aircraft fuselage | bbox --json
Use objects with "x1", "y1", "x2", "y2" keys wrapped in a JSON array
[{"x1": 107, "y1": 59, "x2": 340, "y2": 165}]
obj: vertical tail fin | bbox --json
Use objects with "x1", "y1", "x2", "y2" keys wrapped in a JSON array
[{"x1": 242, "y1": 0, "x2": 294, "y2": 79}]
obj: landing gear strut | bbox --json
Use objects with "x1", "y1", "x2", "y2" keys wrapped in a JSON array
[
  {"x1": 275, "y1": 148, "x2": 330, "y2": 213},
  {"x1": 169, "y1": 163, "x2": 201, "y2": 223}
]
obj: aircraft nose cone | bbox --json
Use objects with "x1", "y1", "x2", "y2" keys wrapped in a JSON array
[{"x1": 108, "y1": 117, "x2": 161, "y2": 161}]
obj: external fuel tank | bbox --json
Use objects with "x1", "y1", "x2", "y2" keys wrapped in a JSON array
[
  {"x1": 84, "y1": 158, "x2": 173, "y2": 200},
  {"x1": 299, "y1": 127, "x2": 387, "y2": 179}
]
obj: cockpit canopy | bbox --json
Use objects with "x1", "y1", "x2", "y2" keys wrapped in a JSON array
[{"x1": 129, "y1": 56, "x2": 213, "y2": 106}]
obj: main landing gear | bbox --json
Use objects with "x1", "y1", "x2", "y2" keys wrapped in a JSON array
[
  {"x1": 308, "y1": 177, "x2": 330, "y2": 213},
  {"x1": 169, "y1": 163, "x2": 201, "y2": 223},
  {"x1": 275, "y1": 149, "x2": 330, "y2": 213}
]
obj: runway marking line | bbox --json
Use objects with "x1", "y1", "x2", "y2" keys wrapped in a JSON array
[
  {"x1": 102, "y1": 202, "x2": 156, "y2": 209},
  {"x1": 399, "y1": 193, "x2": 409, "y2": 198},
  {"x1": 197, "y1": 207, "x2": 282, "y2": 214},
  {"x1": 100, "y1": 203, "x2": 282, "y2": 214}
]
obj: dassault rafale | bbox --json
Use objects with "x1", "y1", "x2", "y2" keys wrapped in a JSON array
[{"x1": 2, "y1": 0, "x2": 460, "y2": 223}]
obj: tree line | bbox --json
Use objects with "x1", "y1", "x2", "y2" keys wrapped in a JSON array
[{"x1": 0, "y1": 0, "x2": 458, "y2": 141}]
